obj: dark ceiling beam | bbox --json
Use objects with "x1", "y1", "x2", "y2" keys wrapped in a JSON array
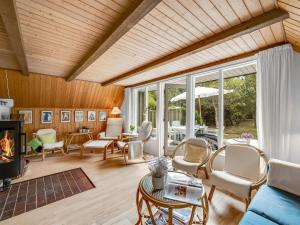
[
  {"x1": 102, "y1": 8, "x2": 289, "y2": 86},
  {"x1": 66, "y1": 0, "x2": 162, "y2": 81},
  {"x1": 0, "y1": 0, "x2": 29, "y2": 75}
]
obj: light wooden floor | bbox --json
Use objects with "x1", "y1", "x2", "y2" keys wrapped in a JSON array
[{"x1": 1, "y1": 151, "x2": 244, "y2": 225}]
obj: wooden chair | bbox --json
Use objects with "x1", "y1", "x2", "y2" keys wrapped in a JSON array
[
  {"x1": 208, "y1": 144, "x2": 268, "y2": 210},
  {"x1": 98, "y1": 118, "x2": 123, "y2": 140},
  {"x1": 172, "y1": 138, "x2": 211, "y2": 179},
  {"x1": 36, "y1": 129, "x2": 64, "y2": 160},
  {"x1": 117, "y1": 121, "x2": 152, "y2": 164}
]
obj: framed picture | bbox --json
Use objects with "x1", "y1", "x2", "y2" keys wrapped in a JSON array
[
  {"x1": 41, "y1": 111, "x2": 53, "y2": 124},
  {"x1": 88, "y1": 111, "x2": 96, "y2": 122},
  {"x1": 75, "y1": 111, "x2": 84, "y2": 122},
  {"x1": 61, "y1": 110, "x2": 71, "y2": 123},
  {"x1": 99, "y1": 111, "x2": 107, "y2": 121},
  {"x1": 19, "y1": 110, "x2": 32, "y2": 124}
]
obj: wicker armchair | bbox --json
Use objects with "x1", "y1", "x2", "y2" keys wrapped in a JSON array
[
  {"x1": 208, "y1": 144, "x2": 268, "y2": 210},
  {"x1": 172, "y1": 138, "x2": 211, "y2": 178},
  {"x1": 36, "y1": 129, "x2": 64, "y2": 160},
  {"x1": 117, "y1": 121, "x2": 153, "y2": 165}
]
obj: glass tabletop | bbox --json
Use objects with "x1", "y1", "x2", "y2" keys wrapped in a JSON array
[{"x1": 140, "y1": 172, "x2": 204, "y2": 207}]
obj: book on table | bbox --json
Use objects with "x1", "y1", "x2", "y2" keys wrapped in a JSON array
[
  {"x1": 164, "y1": 173, "x2": 203, "y2": 206},
  {"x1": 145, "y1": 209, "x2": 189, "y2": 225}
]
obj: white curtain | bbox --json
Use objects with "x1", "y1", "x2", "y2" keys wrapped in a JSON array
[
  {"x1": 257, "y1": 44, "x2": 293, "y2": 161},
  {"x1": 120, "y1": 88, "x2": 132, "y2": 132}
]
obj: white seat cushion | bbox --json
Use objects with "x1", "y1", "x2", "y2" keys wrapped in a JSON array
[
  {"x1": 172, "y1": 156, "x2": 200, "y2": 175},
  {"x1": 99, "y1": 136, "x2": 119, "y2": 140},
  {"x1": 43, "y1": 141, "x2": 64, "y2": 150},
  {"x1": 84, "y1": 140, "x2": 111, "y2": 148},
  {"x1": 211, "y1": 170, "x2": 253, "y2": 199}
]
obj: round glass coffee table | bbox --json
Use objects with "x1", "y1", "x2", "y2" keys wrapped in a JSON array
[{"x1": 136, "y1": 171, "x2": 209, "y2": 225}]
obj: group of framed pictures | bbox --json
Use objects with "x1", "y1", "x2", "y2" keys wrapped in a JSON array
[{"x1": 18, "y1": 110, "x2": 107, "y2": 124}]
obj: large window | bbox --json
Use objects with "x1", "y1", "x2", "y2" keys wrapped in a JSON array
[
  {"x1": 165, "y1": 78, "x2": 186, "y2": 147},
  {"x1": 194, "y1": 72, "x2": 219, "y2": 149},
  {"x1": 223, "y1": 65, "x2": 257, "y2": 141},
  {"x1": 131, "y1": 60, "x2": 258, "y2": 155}
]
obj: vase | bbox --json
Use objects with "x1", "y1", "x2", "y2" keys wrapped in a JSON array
[{"x1": 152, "y1": 175, "x2": 165, "y2": 190}]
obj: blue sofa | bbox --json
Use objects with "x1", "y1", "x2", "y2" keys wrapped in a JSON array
[{"x1": 239, "y1": 159, "x2": 300, "y2": 225}]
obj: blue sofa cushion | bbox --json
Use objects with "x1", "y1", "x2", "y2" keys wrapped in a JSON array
[
  {"x1": 248, "y1": 185, "x2": 300, "y2": 225},
  {"x1": 239, "y1": 211, "x2": 279, "y2": 225}
]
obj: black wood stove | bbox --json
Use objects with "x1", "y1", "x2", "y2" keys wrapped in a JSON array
[{"x1": 0, "y1": 120, "x2": 26, "y2": 191}]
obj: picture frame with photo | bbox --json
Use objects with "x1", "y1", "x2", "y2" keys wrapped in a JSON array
[
  {"x1": 75, "y1": 111, "x2": 84, "y2": 122},
  {"x1": 19, "y1": 110, "x2": 33, "y2": 124},
  {"x1": 88, "y1": 111, "x2": 96, "y2": 122},
  {"x1": 61, "y1": 110, "x2": 71, "y2": 123},
  {"x1": 41, "y1": 111, "x2": 53, "y2": 124},
  {"x1": 99, "y1": 111, "x2": 107, "y2": 121}
]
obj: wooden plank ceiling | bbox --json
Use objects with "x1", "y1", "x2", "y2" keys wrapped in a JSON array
[{"x1": 0, "y1": 0, "x2": 299, "y2": 87}]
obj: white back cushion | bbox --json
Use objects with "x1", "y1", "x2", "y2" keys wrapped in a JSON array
[
  {"x1": 225, "y1": 145, "x2": 260, "y2": 181},
  {"x1": 267, "y1": 159, "x2": 300, "y2": 196},
  {"x1": 37, "y1": 129, "x2": 56, "y2": 136},
  {"x1": 106, "y1": 118, "x2": 123, "y2": 137},
  {"x1": 137, "y1": 121, "x2": 152, "y2": 141}
]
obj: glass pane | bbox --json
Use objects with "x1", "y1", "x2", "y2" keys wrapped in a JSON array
[
  {"x1": 166, "y1": 79, "x2": 186, "y2": 147},
  {"x1": 194, "y1": 72, "x2": 219, "y2": 150},
  {"x1": 148, "y1": 86, "x2": 157, "y2": 138},
  {"x1": 223, "y1": 64, "x2": 257, "y2": 144},
  {"x1": 136, "y1": 89, "x2": 146, "y2": 129}
]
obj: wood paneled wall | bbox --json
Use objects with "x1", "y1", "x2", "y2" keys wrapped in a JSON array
[
  {"x1": 13, "y1": 108, "x2": 110, "y2": 142},
  {"x1": 0, "y1": 68, "x2": 124, "y2": 142},
  {"x1": 0, "y1": 68, "x2": 124, "y2": 108}
]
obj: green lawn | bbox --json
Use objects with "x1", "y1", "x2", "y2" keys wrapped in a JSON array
[{"x1": 224, "y1": 120, "x2": 257, "y2": 139}]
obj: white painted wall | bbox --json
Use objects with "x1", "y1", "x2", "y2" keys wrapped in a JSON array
[{"x1": 289, "y1": 51, "x2": 300, "y2": 164}]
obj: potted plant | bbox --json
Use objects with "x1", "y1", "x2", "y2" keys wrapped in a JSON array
[
  {"x1": 148, "y1": 157, "x2": 169, "y2": 190},
  {"x1": 129, "y1": 124, "x2": 135, "y2": 133},
  {"x1": 241, "y1": 132, "x2": 254, "y2": 144}
]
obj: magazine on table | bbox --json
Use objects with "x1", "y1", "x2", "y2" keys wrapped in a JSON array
[
  {"x1": 168, "y1": 172, "x2": 202, "y2": 188},
  {"x1": 145, "y1": 210, "x2": 185, "y2": 225},
  {"x1": 164, "y1": 182, "x2": 203, "y2": 206},
  {"x1": 159, "y1": 208, "x2": 192, "y2": 224}
]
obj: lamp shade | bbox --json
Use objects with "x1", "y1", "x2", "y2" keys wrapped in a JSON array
[{"x1": 111, "y1": 107, "x2": 121, "y2": 115}]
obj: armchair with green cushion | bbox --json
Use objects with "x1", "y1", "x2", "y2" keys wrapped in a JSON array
[{"x1": 36, "y1": 129, "x2": 64, "y2": 160}]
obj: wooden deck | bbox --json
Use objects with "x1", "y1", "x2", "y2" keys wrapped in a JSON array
[{"x1": 2, "y1": 152, "x2": 244, "y2": 225}]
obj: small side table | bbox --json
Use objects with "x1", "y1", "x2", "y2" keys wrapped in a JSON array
[
  {"x1": 136, "y1": 172, "x2": 209, "y2": 225},
  {"x1": 65, "y1": 132, "x2": 93, "y2": 152},
  {"x1": 122, "y1": 132, "x2": 138, "y2": 141}
]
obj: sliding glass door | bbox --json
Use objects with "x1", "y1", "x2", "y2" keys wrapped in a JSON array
[
  {"x1": 193, "y1": 71, "x2": 220, "y2": 150},
  {"x1": 164, "y1": 78, "x2": 187, "y2": 154}
]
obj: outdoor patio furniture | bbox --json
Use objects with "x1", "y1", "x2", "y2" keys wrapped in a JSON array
[
  {"x1": 208, "y1": 144, "x2": 268, "y2": 210},
  {"x1": 117, "y1": 121, "x2": 152, "y2": 165},
  {"x1": 36, "y1": 129, "x2": 64, "y2": 160},
  {"x1": 172, "y1": 138, "x2": 211, "y2": 178}
]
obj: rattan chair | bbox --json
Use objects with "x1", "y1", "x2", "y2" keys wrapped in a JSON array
[
  {"x1": 208, "y1": 144, "x2": 268, "y2": 210},
  {"x1": 117, "y1": 121, "x2": 153, "y2": 165},
  {"x1": 36, "y1": 129, "x2": 64, "y2": 160},
  {"x1": 172, "y1": 138, "x2": 211, "y2": 178}
]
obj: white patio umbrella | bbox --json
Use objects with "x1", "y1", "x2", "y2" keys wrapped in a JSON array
[{"x1": 170, "y1": 87, "x2": 233, "y2": 102}]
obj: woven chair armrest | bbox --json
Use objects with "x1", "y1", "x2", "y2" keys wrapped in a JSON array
[
  {"x1": 171, "y1": 141, "x2": 186, "y2": 158},
  {"x1": 208, "y1": 146, "x2": 226, "y2": 172},
  {"x1": 251, "y1": 151, "x2": 269, "y2": 189}
]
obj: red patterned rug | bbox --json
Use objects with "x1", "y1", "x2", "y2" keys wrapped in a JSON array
[{"x1": 0, "y1": 168, "x2": 95, "y2": 221}]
